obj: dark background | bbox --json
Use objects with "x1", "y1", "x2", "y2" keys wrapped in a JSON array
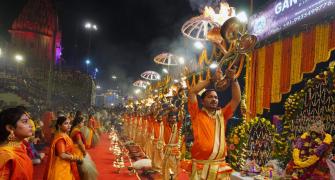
[{"x1": 0, "y1": 0, "x2": 269, "y2": 93}]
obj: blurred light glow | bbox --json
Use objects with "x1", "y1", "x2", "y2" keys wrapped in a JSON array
[
  {"x1": 85, "y1": 22, "x2": 92, "y2": 29},
  {"x1": 112, "y1": 75, "x2": 117, "y2": 79},
  {"x1": 237, "y1": 11, "x2": 248, "y2": 23},
  {"x1": 93, "y1": 25, "x2": 98, "y2": 30},
  {"x1": 96, "y1": 85, "x2": 101, "y2": 89},
  {"x1": 194, "y1": 41, "x2": 204, "y2": 49},
  {"x1": 174, "y1": 79, "x2": 179, "y2": 83},
  {"x1": 209, "y1": 62, "x2": 218, "y2": 69},
  {"x1": 178, "y1": 57, "x2": 185, "y2": 64},
  {"x1": 15, "y1": 54, "x2": 24, "y2": 62},
  {"x1": 95, "y1": 68, "x2": 99, "y2": 72},
  {"x1": 134, "y1": 89, "x2": 141, "y2": 94},
  {"x1": 85, "y1": 59, "x2": 91, "y2": 65},
  {"x1": 162, "y1": 68, "x2": 168, "y2": 74}
]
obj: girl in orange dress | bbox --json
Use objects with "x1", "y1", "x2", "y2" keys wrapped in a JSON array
[
  {"x1": 0, "y1": 107, "x2": 33, "y2": 180},
  {"x1": 44, "y1": 116, "x2": 81, "y2": 180}
]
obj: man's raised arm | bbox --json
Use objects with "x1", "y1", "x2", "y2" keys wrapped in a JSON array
[
  {"x1": 188, "y1": 69, "x2": 221, "y2": 103},
  {"x1": 226, "y1": 69, "x2": 241, "y2": 112}
]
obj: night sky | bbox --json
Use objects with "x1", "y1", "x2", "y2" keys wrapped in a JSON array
[{"x1": 1, "y1": 0, "x2": 269, "y2": 94}]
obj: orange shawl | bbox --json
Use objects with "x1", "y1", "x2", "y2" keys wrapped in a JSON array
[
  {"x1": 0, "y1": 143, "x2": 33, "y2": 180},
  {"x1": 44, "y1": 132, "x2": 80, "y2": 180}
]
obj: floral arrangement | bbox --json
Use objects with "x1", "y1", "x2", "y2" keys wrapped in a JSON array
[
  {"x1": 282, "y1": 65, "x2": 335, "y2": 138},
  {"x1": 292, "y1": 132, "x2": 332, "y2": 168},
  {"x1": 227, "y1": 117, "x2": 287, "y2": 170},
  {"x1": 281, "y1": 63, "x2": 335, "y2": 165},
  {"x1": 285, "y1": 126, "x2": 333, "y2": 179}
]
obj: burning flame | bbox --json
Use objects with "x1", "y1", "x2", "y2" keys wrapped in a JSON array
[{"x1": 203, "y1": 2, "x2": 236, "y2": 25}]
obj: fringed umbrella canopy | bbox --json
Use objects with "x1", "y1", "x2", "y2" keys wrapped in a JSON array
[
  {"x1": 140, "y1": 71, "x2": 161, "y2": 81},
  {"x1": 133, "y1": 80, "x2": 150, "y2": 88},
  {"x1": 181, "y1": 15, "x2": 219, "y2": 41},
  {"x1": 153, "y1": 53, "x2": 179, "y2": 66}
]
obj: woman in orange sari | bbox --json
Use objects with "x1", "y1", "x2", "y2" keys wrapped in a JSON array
[
  {"x1": 44, "y1": 116, "x2": 81, "y2": 180},
  {"x1": 0, "y1": 107, "x2": 33, "y2": 180},
  {"x1": 70, "y1": 117, "x2": 98, "y2": 180},
  {"x1": 85, "y1": 114, "x2": 99, "y2": 149},
  {"x1": 70, "y1": 117, "x2": 86, "y2": 160}
]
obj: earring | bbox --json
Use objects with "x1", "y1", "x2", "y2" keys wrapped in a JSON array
[{"x1": 7, "y1": 131, "x2": 17, "y2": 142}]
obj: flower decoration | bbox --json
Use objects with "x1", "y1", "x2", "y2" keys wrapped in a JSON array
[
  {"x1": 281, "y1": 65, "x2": 335, "y2": 166},
  {"x1": 227, "y1": 117, "x2": 287, "y2": 170}
]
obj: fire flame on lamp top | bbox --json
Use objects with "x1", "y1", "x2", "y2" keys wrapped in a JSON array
[{"x1": 203, "y1": 2, "x2": 236, "y2": 26}]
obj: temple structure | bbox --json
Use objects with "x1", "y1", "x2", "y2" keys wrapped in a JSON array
[{"x1": 9, "y1": 0, "x2": 62, "y2": 68}]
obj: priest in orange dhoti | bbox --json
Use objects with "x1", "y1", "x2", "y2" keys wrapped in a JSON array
[{"x1": 188, "y1": 68, "x2": 241, "y2": 180}]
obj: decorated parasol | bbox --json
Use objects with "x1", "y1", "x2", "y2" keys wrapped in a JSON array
[
  {"x1": 153, "y1": 53, "x2": 179, "y2": 66},
  {"x1": 181, "y1": 15, "x2": 218, "y2": 41},
  {"x1": 133, "y1": 80, "x2": 150, "y2": 88},
  {"x1": 181, "y1": 2, "x2": 236, "y2": 41},
  {"x1": 140, "y1": 70, "x2": 161, "y2": 81}
]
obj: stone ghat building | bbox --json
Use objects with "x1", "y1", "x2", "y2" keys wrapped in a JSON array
[{"x1": 0, "y1": 0, "x2": 95, "y2": 111}]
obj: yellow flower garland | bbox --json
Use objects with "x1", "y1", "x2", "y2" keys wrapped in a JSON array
[{"x1": 292, "y1": 133, "x2": 332, "y2": 168}]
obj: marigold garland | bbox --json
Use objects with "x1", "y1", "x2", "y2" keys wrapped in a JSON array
[{"x1": 292, "y1": 133, "x2": 332, "y2": 168}]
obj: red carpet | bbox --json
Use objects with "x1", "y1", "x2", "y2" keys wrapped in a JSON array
[
  {"x1": 33, "y1": 134, "x2": 139, "y2": 180},
  {"x1": 88, "y1": 133, "x2": 139, "y2": 180},
  {"x1": 33, "y1": 133, "x2": 189, "y2": 180}
]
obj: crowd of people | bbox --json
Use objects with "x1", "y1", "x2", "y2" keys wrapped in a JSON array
[
  {"x1": 0, "y1": 106, "x2": 108, "y2": 180},
  {"x1": 0, "y1": 64, "x2": 94, "y2": 113},
  {"x1": 121, "y1": 68, "x2": 241, "y2": 179},
  {"x1": 0, "y1": 67, "x2": 240, "y2": 180}
]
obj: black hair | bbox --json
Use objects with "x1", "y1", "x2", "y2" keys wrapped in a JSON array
[
  {"x1": 0, "y1": 107, "x2": 26, "y2": 143},
  {"x1": 200, "y1": 89, "x2": 216, "y2": 100},
  {"x1": 75, "y1": 111, "x2": 82, "y2": 118},
  {"x1": 16, "y1": 105, "x2": 27, "y2": 112},
  {"x1": 71, "y1": 116, "x2": 84, "y2": 132},
  {"x1": 55, "y1": 116, "x2": 68, "y2": 130}
]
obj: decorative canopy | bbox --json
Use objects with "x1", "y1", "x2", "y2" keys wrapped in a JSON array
[
  {"x1": 246, "y1": 20, "x2": 335, "y2": 118},
  {"x1": 181, "y1": 15, "x2": 219, "y2": 41},
  {"x1": 154, "y1": 53, "x2": 179, "y2": 66},
  {"x1": 133, "y1": 80, "x2": 150, "y2": 88},
  {"x1": 140, "y1": 71, "x2": 161, "y2": 81}
]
